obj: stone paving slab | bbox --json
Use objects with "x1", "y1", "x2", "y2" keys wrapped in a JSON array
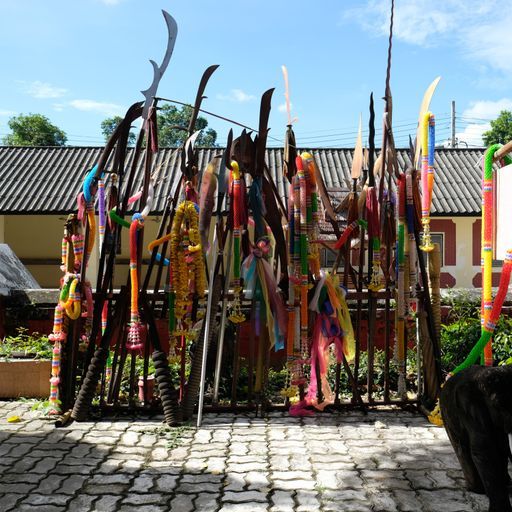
[{"x1": 0, "y1": 400, "x2": 499, "y2": 511}]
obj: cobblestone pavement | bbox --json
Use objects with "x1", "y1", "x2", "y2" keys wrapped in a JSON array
[{"x1": 0, "y1": 400, "x2": 494, "y2": 512}]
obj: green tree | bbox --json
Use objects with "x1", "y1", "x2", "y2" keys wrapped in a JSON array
[
  {"x1": 101, "y1": 116, "x2": 136, "y2": 145},
  {"x1": 482, "y1": 110, "x2": 512, "y2": 146},
  {"x1": 101, "y1": 105, "x2": 217, "y2": 147},
  {"x1": 3, "y1": 113, "x2": 67, "y2": 146},
  {"x1": 157, "y1": 104, "x2": 217, "y2": 147}
]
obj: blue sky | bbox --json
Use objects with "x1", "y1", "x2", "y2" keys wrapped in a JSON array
[{"x1": 1, "y1": 0, "x2": 511, "y2": 148}]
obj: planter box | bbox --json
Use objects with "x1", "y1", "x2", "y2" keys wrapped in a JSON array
[{"x1": 0, "y1": 359, "x2": 51, "y2": 398}]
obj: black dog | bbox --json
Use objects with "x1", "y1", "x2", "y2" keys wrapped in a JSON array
[{"x1": 440, "y1": 365, "x2": 512, "y2": 512}]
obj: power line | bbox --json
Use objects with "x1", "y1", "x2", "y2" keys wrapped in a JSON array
[
  {"x1": 292, "y1": 116, "x2": 451, "y2": 137},
  {"x1": 459, "y1": 116, "x2": 496, "y2": 123},
  {"x1": 215, "y1": 126, "x2": 453, "y2": 148},
  {"x1": 294, "y1": 123, "x2": 452, "y2": 145},
  {"x1": 292, "y1": 117, "x2": 451, "y2": 141}
]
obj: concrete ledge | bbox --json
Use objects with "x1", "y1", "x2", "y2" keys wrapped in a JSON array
[{"x1": 0, "y1": 359, "x2": 51, "y2": 398}]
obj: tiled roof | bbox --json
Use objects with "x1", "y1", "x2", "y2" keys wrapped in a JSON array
[{"x1": 0, "y1": 146, "x2": 486, "y2": 215}]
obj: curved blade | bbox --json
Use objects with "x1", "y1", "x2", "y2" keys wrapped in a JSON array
[
  {"x1": 282, "y1": 65, "x2": 296, "y2": 183},
  {"x1": 140, "y1": 10, "x2": 178, "y2": 120},
  {"x1": 199, "y1": 158, "x2": 219, "y2": 251},
  {"x1": 352, "y1": 114, "x2": 363, "y2": 180},
  {"x1": 187, "y1": 64, "x2": 220, "y2": 135},
  {"x1": 283, "y1": 125, "x2": 297, "y2": 183},
  {"x1": 408, "y1": 134, "x2": 415, "y2": 163},
  {"x1": 368, "y1": 93, "x2": 376, "y2": 188},
  {"x1": 414, "y1": 76, "x2": 441, "y2": 168},
  {"x1": 95, "y1": 101, "x2": 143, "y2": 178},
  {"x1": 217, "y1": 128, "x2": 232, "y2": 208},
  {"x1": 183, "y1": 130, "x2": 201, "y2": 173},
  {"x1": 255, "y1": 88, "x2": 274, "y2": 177}
]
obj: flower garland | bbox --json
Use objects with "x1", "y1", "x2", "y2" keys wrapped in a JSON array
[{"x1": 169, "y1": 196, "x2": 206, "y2": 338}]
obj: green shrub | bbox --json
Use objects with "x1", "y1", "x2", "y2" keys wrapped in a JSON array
[
  {"x1": 440, "y1": 318, "x2": 481, "y2": 372},
  {"x1": 440, "y1": 292, "x2": 512, "y2": 372},
  {"x1": 0, "y1": 327, "x2": 52, "y2": 360}
]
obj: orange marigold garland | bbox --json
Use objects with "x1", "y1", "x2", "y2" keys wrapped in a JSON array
[{"x1": 169, "y1": 195, "x2": 206, "y2": 340}]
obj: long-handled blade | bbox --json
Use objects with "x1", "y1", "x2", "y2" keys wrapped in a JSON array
[
  {"x1": 414, "y1": 77, "x2": 441, "y2": 168},
  {"x1": 255, "y1": 88, "x2": 274, "y2": 178},
  {"x1": 140, "y1": 10, "x2": 178, "y2": 121},
  {"x1": 352, "y1": 114, "x2": 363, "y2": 181}
]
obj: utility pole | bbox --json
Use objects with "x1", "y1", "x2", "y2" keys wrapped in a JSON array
[{"x1": 451, "y1": 100, "x2": 456, "y2": 147}]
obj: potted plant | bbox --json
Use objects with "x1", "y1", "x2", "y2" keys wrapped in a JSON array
[{"x1": 0, "y1": 328, "x2": 52, "y2": 398}]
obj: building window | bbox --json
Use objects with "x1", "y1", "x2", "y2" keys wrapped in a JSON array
[
  {"x1": 430, "y1": 233, "x2": 444, "y2": 267},
  {"x1": 492, "y1": 258, "x2": 503, "y2": 268},
  {"x1": 322, "y1": 247, "x2": 338, "y2": 269}
]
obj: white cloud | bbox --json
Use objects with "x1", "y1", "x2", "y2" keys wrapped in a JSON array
[
  {"x1": 278, "y1": 102, "x2": 292, "y2": 113},
  {"x1": 463, "y1": 99, "x2": 512, "y2": 120},
  {"x1": 69, "y1": 99, "x2": 123, "y2": 116},
  {"x1": 344, "y1": 0, "x2": 511, "y2": 72},
  {"x1": 217, "y1": 89, "x2": 256, "y2": 103},
  {"x1": 23, "y1": 80, "x2": 67, "y2": 99},
  {"x1": 343, "y1": 0, "x2": 465, "y2": 46},
  {"x1": 52, "y1": 104, "x2": 65, "y2": 112},
  {"x1": 454, "y1": 123, "x2": 489, "y2": 147},
  {"x1": 462, "y1": 11, "x2": 512, "y2": 73},
  {"x1": 0, "y1": 110, "x2": 16, "y2": 117},
  {"x1": 98, "y1": 0, "x2": 123, "y2": 5},
  {"x1": 448, "y1": 98, "x2": 512, "y2": 146}
]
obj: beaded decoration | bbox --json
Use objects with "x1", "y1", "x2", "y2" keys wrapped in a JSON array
[
  {"x1": 49, "y1": 341, "x2": 61, "y2": 414},
  {"x1": 48, "y1": 219, "x2": 85, "y2": 414}
]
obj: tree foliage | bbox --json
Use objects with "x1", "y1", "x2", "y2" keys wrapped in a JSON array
[
  {"x1": 101, "y1": 116, "x2": 136, "y2": 145},
  {"x1": 482, "y1": 110, "x2": 512, "y2": 146},
  {"x1": 3, "y1": 113, "x2": 67, "y2": 146},
  {"x1": 101, "y1": 104, "x2": 217, "y2": 148},
  {"x1": 157, "y1": 104, "x2": 217, "y2": 147}
]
